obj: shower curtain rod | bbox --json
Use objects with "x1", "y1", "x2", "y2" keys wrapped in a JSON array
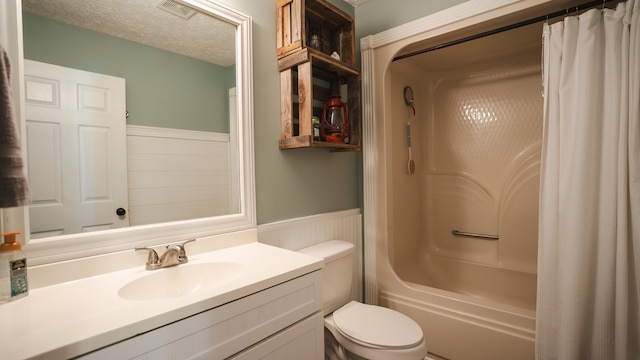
[{"x1": 392, "y1": 0, "x2": 620, "y2": 62}]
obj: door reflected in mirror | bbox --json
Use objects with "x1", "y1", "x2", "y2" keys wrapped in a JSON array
[{"x1": 21, "y1": 0, "x2": 240, "y2": 239}]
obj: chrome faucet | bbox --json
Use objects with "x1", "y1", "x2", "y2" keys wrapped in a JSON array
[{"x1": 135, "y1": 239, "x2": 196, "y2": 270}]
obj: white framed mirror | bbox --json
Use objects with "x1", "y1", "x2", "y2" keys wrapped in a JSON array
[{"x1": 0, "y1": 0, "x2": 255, "y2": 266}]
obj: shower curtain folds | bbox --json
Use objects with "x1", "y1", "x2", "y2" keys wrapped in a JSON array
[{"x1": 536, "y1": 1, "x2": 640, "y2": 359}]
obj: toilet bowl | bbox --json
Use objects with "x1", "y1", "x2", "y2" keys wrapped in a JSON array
[
  {"x1": 325, "y1": 301, "x2": 428, "y2": 360},
  {"x1": 299, "y1": 241, "x2": 428, "y2": 360}
]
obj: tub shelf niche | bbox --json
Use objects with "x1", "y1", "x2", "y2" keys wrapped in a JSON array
[{"x1": 276, "y1": 0, "x2": 361, "y2": 151}]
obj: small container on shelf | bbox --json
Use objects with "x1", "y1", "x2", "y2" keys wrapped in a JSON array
[{"x1": 312, "y1": 116, "x2": 321, "y2": 141}]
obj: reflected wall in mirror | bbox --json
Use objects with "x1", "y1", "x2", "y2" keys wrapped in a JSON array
[
  {"x1": 0, "y1": 0, "x2": 255, "y2": 265},
  {"x1": 21, "y1": 0, "x2": 240, "y2": 238}
]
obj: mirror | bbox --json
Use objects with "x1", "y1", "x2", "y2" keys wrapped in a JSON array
[{"x1": 1, "y1": 0, "x2": 255, "y2": 265}]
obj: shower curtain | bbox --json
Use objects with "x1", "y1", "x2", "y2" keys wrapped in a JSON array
[{"x1": 536, "y1": 1, "x2": 639, "y2": 359}]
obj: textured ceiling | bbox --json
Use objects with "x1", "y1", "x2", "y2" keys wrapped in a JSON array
[{"x1": 22, "y1": 0, "x2": 236, "y2": 67}]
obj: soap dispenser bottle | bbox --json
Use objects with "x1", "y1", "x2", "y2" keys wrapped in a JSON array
[{"x1": 0, "y1": 232, "x2": 29, "y2": 303}]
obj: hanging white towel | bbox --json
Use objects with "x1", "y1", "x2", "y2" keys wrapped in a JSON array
[{"x1": 0, "y1": 46, "x2": 30, "y2": 207}]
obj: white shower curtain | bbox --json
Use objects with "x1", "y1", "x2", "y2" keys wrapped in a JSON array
[{"x1": 537, "y1": 1, "x2": 640, "y2": 359}]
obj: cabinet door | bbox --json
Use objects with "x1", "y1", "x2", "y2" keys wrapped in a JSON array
[{"x1": 229, "y1": 312, "x2": 324, "y2": 360}]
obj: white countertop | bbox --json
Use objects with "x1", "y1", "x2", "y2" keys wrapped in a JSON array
[{"x1": 0, "y1": 241, "x2": 323, "y2": 360}]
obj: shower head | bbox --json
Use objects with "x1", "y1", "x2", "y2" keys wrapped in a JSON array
[{"x1": 403, "y1": 86, "x2": 414, "y2": 106}]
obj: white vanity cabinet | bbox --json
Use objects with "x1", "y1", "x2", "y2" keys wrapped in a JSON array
[{"x1": 77, "y1": 271, "x2": 324, "y2": 360}]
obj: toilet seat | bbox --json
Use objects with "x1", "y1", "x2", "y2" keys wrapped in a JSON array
[{"x1": 332, "y1": 301, "x2": 424, "y2": 349}]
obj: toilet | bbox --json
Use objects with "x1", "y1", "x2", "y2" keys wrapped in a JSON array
[{"x1": 299, "y1": 240, "x2": 428, "y2": 360}]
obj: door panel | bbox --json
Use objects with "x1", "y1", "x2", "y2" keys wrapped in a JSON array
[{"x1": 24, "y1": 60, "x2": 129, "y2": 238}]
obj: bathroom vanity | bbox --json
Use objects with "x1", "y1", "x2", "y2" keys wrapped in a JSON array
[{"x1": 0, "y1": 232, "x2": 324, "y2": 359}]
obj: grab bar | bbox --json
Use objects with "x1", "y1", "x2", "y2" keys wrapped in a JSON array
[{"x1": 451, "y1": 230, "x2": 499, "y2": 240}]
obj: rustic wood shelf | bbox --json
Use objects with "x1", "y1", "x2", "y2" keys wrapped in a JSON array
[
  {"x1": 277, "y1": 0, "x2": 361, "y2": 151},
  {"x1": 278, "y1": 47, "x2": 358, "y2": 75},
  {"x1": 277, "y1": 0, "x2": 355, "y2": 66},
  {"x1": 279, "y1": 135, "x2": 360, "y2": 151}
]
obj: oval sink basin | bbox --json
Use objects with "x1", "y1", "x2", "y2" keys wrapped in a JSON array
[{"x1": 118, "y1": 262, "x2": 244, "y2": 300}]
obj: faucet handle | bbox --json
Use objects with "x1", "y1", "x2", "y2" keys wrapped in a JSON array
[
  {"x1": 167, "y1": 239, "x2": 196, "y2": 262},
  {"x1": 169, "y1": 239, "x2": 195, "y2": 251},
  {"x1": 180, "y1": 239, "x2": 196, "y2": 250},
  {"x1": 135, "y1": 247, "x2": 160, "y2": 270}
]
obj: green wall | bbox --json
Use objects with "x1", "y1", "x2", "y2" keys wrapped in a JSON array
[
  {"x1": 355, "y1": 0, "x2": 469, "y2": 40},
  {"x1": 211, "y1": 0, "x2": 357, "y2": 225},
  {"x1": 22, "y1": 13, "x2": 234, "y2": 133}
]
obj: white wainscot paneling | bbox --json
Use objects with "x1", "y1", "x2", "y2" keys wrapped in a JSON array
[
  {"x1": 126, "y1": 125, "x2": 232, "y2": 226},
  {"x1": 257, "y1": 209, "x2": 363, "y2": 303}
]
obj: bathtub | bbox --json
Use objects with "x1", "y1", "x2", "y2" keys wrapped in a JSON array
[
  {"x1": 378, "y1": 274, "x2": 536, "y2": 360},
  {"x1": 362, "y1": 4, "x2": 549, "y2": 359},
  {"x1": 395, "y1": 254, "x2": 537, "y2": 312}
]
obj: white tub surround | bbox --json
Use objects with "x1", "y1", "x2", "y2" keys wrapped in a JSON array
[
  {"x1": 360, "y1": 0, "x2": 584, "y2": 304},
  {"x1": 0, "y1": 230, "x2": 323, "y2": 359}
]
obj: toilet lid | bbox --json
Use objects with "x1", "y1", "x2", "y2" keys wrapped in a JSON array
[{"x1": 332, "y1": 301, "x2": 424, "y2": 349}]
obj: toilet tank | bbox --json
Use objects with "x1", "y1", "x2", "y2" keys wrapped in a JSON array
[{"x1": 298, "y1": 240, "x2": 354, "y2": 315}]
